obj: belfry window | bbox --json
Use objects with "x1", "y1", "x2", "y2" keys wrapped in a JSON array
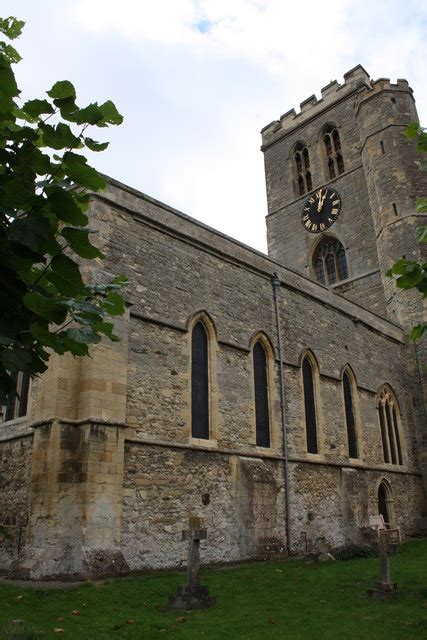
[
  {"x1": 302, "y1": 355, "x2": 318, "y2": 454},
  {"x1": 191, "y1": 321, "x2": 209, "y2": 439},
  {"x1": 343, "y1": 370, "x2": 358, "y2": 459},
  {"x1": 1, "y1": 372, "x2": 30, "y2": 423},
  {"x1": 378, "y1": 386, "x2": 403, "y2": 465},
  {"x1": 294, "y1": 142, "x2": 312, "y2": 196},
  {"x1": 312, "y1": 237, "x2": 348, "y2": 286},
  {"x1": 322, "y1": 124, "x2": 344, "y2": 179},
  {"x1": 253, "y1": 341, "x2": 270, "y2": 448}
]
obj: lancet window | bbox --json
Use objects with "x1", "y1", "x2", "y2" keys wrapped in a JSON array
[
  {"x1": 294, "y1": 142, "x2": 312, "y2": 196},
  {"x1": 343, "y1": 370, "x2": 358, "y2": 459},
  {"x1": 191, "y1": 321, "x2": 209, "y2": 439},
  {"x1": 302, "y1": 355, "x2": 318, "y2": 454},
  {"x1": 253, "y1": 341, "x2": 270, "y2": 448},
  {"x1": 322, "y1": 124, "x2": 345, "y2": 179},
  {"x1": 377, "y1": 386, "x2": 403, "y2": 465}
]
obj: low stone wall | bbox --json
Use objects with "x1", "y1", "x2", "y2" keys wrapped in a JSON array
[
  {"x1": 121, "y1": 441, "x2": 286, "y2": 571},
  {"x1": 0, "y1": 435, "x2": 33, "y2": 570}
]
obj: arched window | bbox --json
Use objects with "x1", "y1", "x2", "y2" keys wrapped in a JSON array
[
  {"x1": 302, "y1": 355, "x2": 318, "y2": 454},
  {"x1": 191, "y1": 321, "x2": 209, "y2": 439},
  {"x1": 378, "y1": 386, "x2": 403, "y2": 465},
  {"x1": 322, "y1": 124, "x2": 345, "y2": 179},
  {"x1": 293, "y1": 142, "x2": 312, "y2": 197},
  {"x1": 253, "y1": 341, "x2": 270, "y2": 448},
  {"x1": 312, "y1": 237, "x2": 348, "y2": 286},
  {"x1": 1, "y1": 372, "x2": 30, "y2": 422},
  {"x1": 378, "y1": 481, "x2": 394, "y2": 526},
  {"x1": 343, "y1": 370, "x2": 358, "y2": 459}
]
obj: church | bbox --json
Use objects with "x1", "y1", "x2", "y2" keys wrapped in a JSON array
[{"x1": 1, "y1": 65, "x2": 426, "y2": 580}]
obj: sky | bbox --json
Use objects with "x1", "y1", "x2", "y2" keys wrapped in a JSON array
[{"x1": 3, "y1": 1, "x2": 427, "y2": 252}]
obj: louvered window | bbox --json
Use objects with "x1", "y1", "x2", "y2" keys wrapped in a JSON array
[
  {"x1": 302, "y1": 356, "x2": 318, "y2": 454},
  {"x1": 294, "y1": 142, "x2": 312, "y2": 197},
  {"x1": 191, "y1": 322, "x2": 209, "y2": 439},
  {"x1": 323, "y1": 124, "x2": 345, "y2": 179},
  {"x1": 253, "y1": 342, "x2": 270, "y2": 448},
  {"x1": 343, "y1": 371, "x2": 358, "y2": 458}
]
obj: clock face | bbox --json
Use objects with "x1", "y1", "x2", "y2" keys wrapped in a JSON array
[{"x1": 301, "y1": 187, "x2": 342, "y2": 233}]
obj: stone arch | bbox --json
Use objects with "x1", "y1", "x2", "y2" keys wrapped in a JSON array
[
  {"x1": 376, "y1": 383, "x2": 405, "y2": 466},
  {"x1": 375, "y1": 478, "x2": 395, "y2": 526},
  {"x1": 310, "y1": 234, "x2": 349, "y2": 285}
]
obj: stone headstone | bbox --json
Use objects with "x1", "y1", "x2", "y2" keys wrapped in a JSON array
[
  {"x1": 169, "y1": 516, "x2": 216, "y2": 610},
  {"x1": 367, "y1": 530, "x2": 397, "y2": 600}
]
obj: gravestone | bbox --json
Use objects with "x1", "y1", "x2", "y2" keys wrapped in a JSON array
[
  {"x1": 367, "y1": 530, "x2": 398, "y2": 600},
  {"x1": 169, "y1": 516, "x2": 216, "y2": 610}
]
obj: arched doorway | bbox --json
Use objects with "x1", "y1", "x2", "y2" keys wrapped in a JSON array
[{"x1": 378, "y1": 482, "x2": 390, "y2": 526}]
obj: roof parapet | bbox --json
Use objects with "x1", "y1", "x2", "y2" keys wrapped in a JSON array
[
  {"x1": 261, "y1": 65, "x2": 372, "y2": 146},
  {"x1": 261, "y1": 66, "x2": 413, "y2": 148}
]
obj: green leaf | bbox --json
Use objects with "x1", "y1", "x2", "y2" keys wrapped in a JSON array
[
  {"x1": 62, "y1": 151, "x2": 107, "y2": 190},
  {"x1": 46, "y1": 189, "x2": 88, "y2": 226},
  {"x1": 112, "y1": 275, "x2": 128, "y2": 286},
  {"x1": 410, "y1": 324, "x2": 427, "y2": 342},
  {"x1": 0, "y1": 42, "x2": 21, "y2": 63},
  {"x1": 22, "y1": 98, "x2": 54, "y2": 118},
  {"x1": 30, "y1": 322, "x2": 65, "y2": 353},
  {"x1": 9, "y1": 213, "x2": 51, "y2": 251},
  {"x1": 396, "y1": 266, "x2": 423, "y2": 289},
  {"x1": 0, "y1": 55, "x2": 19, "y2": 97},
  {"x1": 63, "y1": 326, "x2": 101, "y2": 345},
  {"x1": 404, "y1": 122, "x2": 419, "y2": 139},
  {"x1": 0, "y1": 17, "x2": 25, "y2": 40},
  {"x1": 417, "y1": 131, "x2": 427, "y2": 153},
  {"x1": 416, "y1": 198, "x2": 427, "y2": 214},
  {"x1": 415, "y1": 225, "x2": 427, "y2": 244},
  {"x1": 84, "y1": 137, "x2": 109, "y2": 152},
  {"x1": 98, "y1": 100, "x2": 123, "y2": 126},
  {"x1": 61, "y1": 226, "x2": 104, "y2": 259},
  {"x1": 40, "y1": 122, "x2": 81, "y2": 150},
  {"x1": 73, "y1": 103, "x2": 104, "y2": 125},
  {"x1": 0, "y1": 348, "x2": 32, "y2": 371},
  {"x1": 48, "y1": 254, "x2": 86, "y2": 296},
  {"x1": 23, "y1": 292, "x2": 67, "y2": 323},
  {"x1": 47, "y1": 80, "x2": 76, "y2": 100},
  {"x1": 102, "y1": 291, "x2": 125, "y2": 316}
]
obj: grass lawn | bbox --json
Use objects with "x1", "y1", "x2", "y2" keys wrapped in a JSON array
[{"x1": 0, "y1": 539, "x2": 426, "y2": 640}]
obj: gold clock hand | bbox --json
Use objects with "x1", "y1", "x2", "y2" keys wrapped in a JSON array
[{"x1": 317, "y1": 189, "x2": 323, "y2": 213}]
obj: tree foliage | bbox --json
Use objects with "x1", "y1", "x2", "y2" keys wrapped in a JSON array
[
  {"x1": 0, "y1": 17, "x2": 127, "y2": 405},
  {"x1": 387, "y1": 123, "x2": 427, "y2": 342}
]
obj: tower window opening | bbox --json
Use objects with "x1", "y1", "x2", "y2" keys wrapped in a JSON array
[
  {"x1": 312, "y1": 237, "x2": 348, "y2": 286},
  {"x1": 380, "y1": 140, "x2": 385, "y2": 154},
  {"x1": 293, "y1": 142, "x2": 312, "y2": 197},
  {"x1": 323, "y1": 124, "x2": 345, "y2": 178},
  {"x1": 392, "y1": 203, "x2": 398, "y2": 216}
]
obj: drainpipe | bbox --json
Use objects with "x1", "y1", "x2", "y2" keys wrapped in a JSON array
[{"x1": 271, "y1": 273, "x2": 292, "y2": 555}]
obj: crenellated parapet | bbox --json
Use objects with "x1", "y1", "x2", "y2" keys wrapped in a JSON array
[
  {"x1": 260, "y1": 66, "x2": 415, "y2": 150},
  {"x1": 261, "y1": 65, "x2": 371, "y2": 147}
]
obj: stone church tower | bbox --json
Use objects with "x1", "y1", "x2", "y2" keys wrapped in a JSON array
[
  {"x1": 262, "y1": 65, "x2": 427, "y2": 515},
  {"x1": 1, "y1": 66, "x2": 425, "y2": 579}
]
